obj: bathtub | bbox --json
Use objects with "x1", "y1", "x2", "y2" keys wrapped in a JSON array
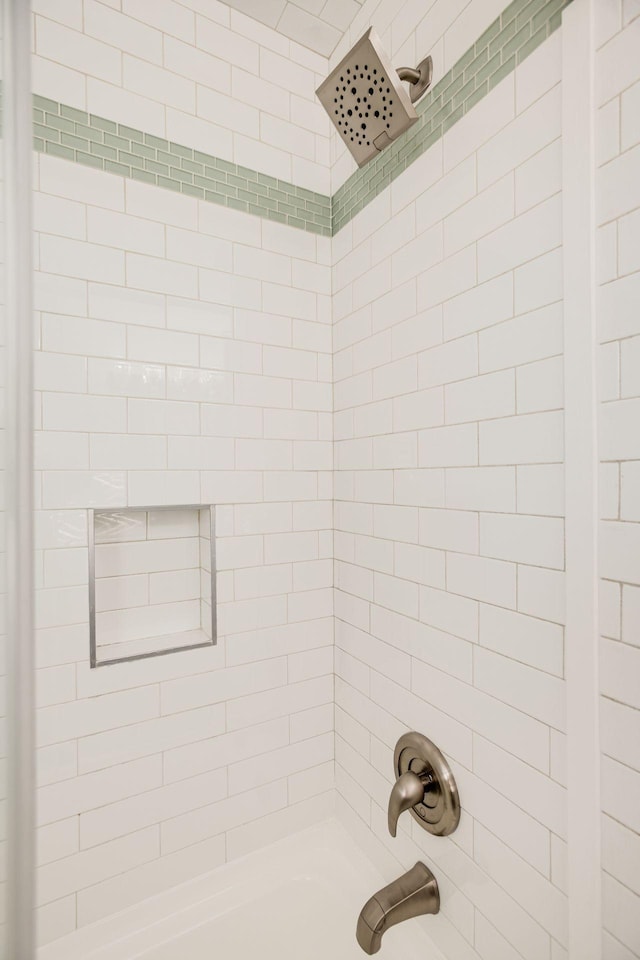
[{"x1": 39, "y1": 818, "x2": 443, "y2": 960}]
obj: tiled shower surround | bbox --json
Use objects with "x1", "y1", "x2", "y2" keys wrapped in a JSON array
[
  {"x1": 29, "y1": 0, "x2": 571, "y2": 237},
  {"x1": 332, "y1": 23, "x2": 567, "y2": 960},
  {"x1": 33, "y1": 3, "x2": 335, "y2": 941},
  {"x1": 31, "y1": 2, "x2": 639, "y2": 960}
]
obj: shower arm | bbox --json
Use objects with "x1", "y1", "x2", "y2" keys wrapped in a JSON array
[
  {"x1": 396, "y1": 56, "x2": 434, "y2": 104},
  {"x1": 396, "y1": 66, "x2": 421, "y2": 84}
]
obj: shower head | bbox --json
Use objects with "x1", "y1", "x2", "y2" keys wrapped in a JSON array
[{"x1": 316, "y1": 27, "x2": 433, "y2": 169}]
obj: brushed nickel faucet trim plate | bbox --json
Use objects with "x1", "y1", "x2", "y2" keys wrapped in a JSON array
[{"x1": 389, "y1": 731, "x2": 460, "y2": 837}]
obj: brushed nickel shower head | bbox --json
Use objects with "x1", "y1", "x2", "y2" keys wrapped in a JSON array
[{"x1": 316, "y1": 27, "x2": 433, "y2": 169}]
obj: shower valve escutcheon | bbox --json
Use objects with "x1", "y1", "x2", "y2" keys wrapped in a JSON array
[{"x1": 388, "y1": 732, "x2": 460, "y2": 837}]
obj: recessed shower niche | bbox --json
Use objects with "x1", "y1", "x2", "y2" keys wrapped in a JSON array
[{"x1": 89, "y1": 504, "x2": 217, "y2": 667}]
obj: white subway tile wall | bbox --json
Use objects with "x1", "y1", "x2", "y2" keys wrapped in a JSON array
[
  {"x1": 596, "y1": 5, "x2": 640, "y2": 959},
  {"x1": 33, "y1": 1, "x2": 334, "y2": 940},
  {"x1": 28, "y1": 2, "x2": 640, "y2": 959},
  {"x1": 32, "y1": 0, "x2": 332, "y2": 195},
  {"x1": 332, "y1": 31, "x2": 567, "y2": 960}
]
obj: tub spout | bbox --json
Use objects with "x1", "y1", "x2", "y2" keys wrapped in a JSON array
[{"x1": 355, "y1": 862, "x2": 440, "y2": 955}]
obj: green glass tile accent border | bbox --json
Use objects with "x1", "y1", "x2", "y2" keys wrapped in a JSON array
[
  {"x1": 331, "y1": 0, "x2": 573, "y2": 234},
  {"x1": 31, "y1": 96, "x2": 331, "y2": 238},
  {"x1": 28, "y1": 0, "x2": 571, "y2": 238}
]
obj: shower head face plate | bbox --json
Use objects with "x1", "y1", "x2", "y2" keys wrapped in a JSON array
[{"x1": 316, "y1": 27, "x2": 418, "y2": 168}]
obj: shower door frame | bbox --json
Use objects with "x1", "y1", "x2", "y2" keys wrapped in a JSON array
[{"x1": 4, "y1": 0, "x2": 36, "y2": 957}]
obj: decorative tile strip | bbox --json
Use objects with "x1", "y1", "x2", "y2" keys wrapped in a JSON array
[
  {"x1": 32, "y1": 96, "x2": 332, "y2": 238},
  {"x1": 27, "y1": 0, "x2": 571, "y2": 238}
]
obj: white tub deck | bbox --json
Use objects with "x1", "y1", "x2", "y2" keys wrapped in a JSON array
[{"x1": 39, "y1": 819, "x2": 443, "y2": 960}]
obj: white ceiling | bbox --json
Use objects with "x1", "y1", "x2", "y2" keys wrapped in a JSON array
[{"x1": 222, "y1": 0, "x2": 365, "y2": 58}]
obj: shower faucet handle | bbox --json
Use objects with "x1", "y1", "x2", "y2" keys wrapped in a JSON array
[
  {"x1": 388, "y1": 732, "x2": 461, "y2": 838},
  {"x1": 387, "y1": 771, "x2": 428, "y2": 837}
]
